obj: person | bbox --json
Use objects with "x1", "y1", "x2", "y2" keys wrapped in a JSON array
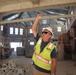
[{"x1": 32, "y1": 14, "x2": 57, "y2": 75}]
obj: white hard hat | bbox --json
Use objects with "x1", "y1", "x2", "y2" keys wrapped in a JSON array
[{"x1": 42, "y1": 26, "x2": 54, "y2": 38}]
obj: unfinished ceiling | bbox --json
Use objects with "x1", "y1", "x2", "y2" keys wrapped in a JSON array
[
  {"x1": 0, "y1": 0, "x2": 76, "y2": 13},
  {"x1": 2, "y1": 7, "x2": 70, "y2": 26},
  {"x1": 0, "y1": 0, "x2": 76, "y2": 30},
  {"x1": 0, "y1": 0, "x2": 76, "y2": 40}
]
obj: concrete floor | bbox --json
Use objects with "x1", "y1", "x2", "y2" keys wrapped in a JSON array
[{"x1": 0, "y1": 53, "x2": 76, "y2": 75}]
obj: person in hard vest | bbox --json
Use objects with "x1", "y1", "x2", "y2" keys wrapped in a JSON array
[{"x1": 32, "y1": 14, "x2": 57, "y2": 75}]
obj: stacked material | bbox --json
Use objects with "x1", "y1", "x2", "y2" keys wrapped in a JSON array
[
  {"x1": 57, "y1": 43, "x2": 64, "y2": 60},
  {"x1": 0, "y1": 60, "x2": 29, "y2": 75},
  {"x1": 16, "y1": 47, "x2": 25, "y2": 56},
  {"x1": 25, "y1": 46, "x2": 34, "y2": 58}
]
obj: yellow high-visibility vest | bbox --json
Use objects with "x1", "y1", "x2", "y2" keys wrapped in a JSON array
[{"x1": 32, "y1": 38, "x2": 56, "y2": 70}]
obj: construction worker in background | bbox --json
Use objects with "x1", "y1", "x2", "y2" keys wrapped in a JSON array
[{"x1": 32, "y1": 14, "x2": 57, "y2": 75}]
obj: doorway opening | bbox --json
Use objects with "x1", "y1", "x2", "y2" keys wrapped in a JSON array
[{"x1": 10, "y1": 42, "x2": 22, "y2": 52}]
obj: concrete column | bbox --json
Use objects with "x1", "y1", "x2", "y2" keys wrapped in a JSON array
[
  {"x1": 71, "y1": 6, "x2": 76, "y2": 60},
  {"x1": 72, "y1": 6, "x2": 76, "y2": 20},
  {"x1": 0, "y1": 14, "x2": 2, "y2": 38},
  {"x1": 73, "y1": 6, "x2": 76, "y2": 14},
  {"x1": 0, "y1": 14, "x2": 2, "y2": 59},
  {"x1": 0, "y1": 14, "x2": 2, "y2": 21}
]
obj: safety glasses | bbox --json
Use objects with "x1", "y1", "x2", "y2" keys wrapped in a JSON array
[{"x1": 42, "y1": 32, "x2": 51, "y2": 35}]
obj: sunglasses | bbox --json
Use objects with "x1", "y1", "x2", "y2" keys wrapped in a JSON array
[{"x1": 42, "y1": 32, "x2": 51, "y2": 35}]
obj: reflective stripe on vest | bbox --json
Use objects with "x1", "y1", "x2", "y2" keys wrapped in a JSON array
[{"x1": 34, "y1": 51, "x2": 52, "y2": 64}]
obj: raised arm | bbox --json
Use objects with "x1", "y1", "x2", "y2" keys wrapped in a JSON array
[{"x1": 32, "y1": 14, "x2": 42, "y2": 38}]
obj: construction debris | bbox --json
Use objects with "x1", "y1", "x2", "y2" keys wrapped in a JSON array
[{"x1": 0, "y1": 59, "x2": 29, "y2": 75}]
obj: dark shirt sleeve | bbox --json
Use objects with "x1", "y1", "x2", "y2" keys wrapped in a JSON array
[
  {"x1": 51, "y1": 48, "x2": 57, "y2": 58},
  {"x1": 34, "y1": 33, "x2": 40, "y2": 43}
]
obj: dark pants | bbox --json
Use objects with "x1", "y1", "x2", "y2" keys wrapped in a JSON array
[{"x1": 33, "y1": 66, "x2": 51, "y2": 75}]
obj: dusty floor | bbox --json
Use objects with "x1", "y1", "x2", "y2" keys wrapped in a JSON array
[{"x1": 0, "y1": 53, "x2": 76, "y2": 75}]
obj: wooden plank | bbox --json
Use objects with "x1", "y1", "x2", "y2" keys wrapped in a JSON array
[
  {"x1": 0, "y1": 0, "x2": 76, "y2": 13},
  {"x1": 30, "y1": 0, "x2": 39, "y2": 4},
  {"x1": 0, "y1": 0, "x2": 29, "y2": 6},
  {"x1": 0, "y1": 14, "x2": 76, "y2": 24}
]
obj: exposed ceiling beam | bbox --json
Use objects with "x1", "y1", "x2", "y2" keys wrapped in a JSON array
[
  {"x1": 30, "y1": 0, "x2": 39, "y2": 5},
  {"x1": 18, "y1": 12, "x2": 24, "y2": 19},
  {"x1": 27, "y1": 11, "x2": 34, "y2": 24},
  {"x1": 2, "y1": 13, "x2": 18, "y2": 20},
  {"x1": 0, "y1": 0, "x2": 76, "y2": 14},
  {"x1": 0, "y1": 14, "x2": 76, "y2": 24}
]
